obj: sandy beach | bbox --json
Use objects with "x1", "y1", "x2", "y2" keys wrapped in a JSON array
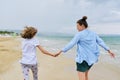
[{"x1": 0, "y1": 37, "x2": 120, "y2": 80}]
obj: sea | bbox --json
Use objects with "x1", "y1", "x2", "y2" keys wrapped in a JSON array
[{"x1": 37, "y1": 33, "x2": 120, "y2": 67}]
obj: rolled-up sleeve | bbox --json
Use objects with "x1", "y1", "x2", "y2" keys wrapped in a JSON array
[
  {"x1": 96, "y1": 35, "x2": 109, "y2": 51},
  {"x1": 62, "y1": 33, "x2": 80, "y2": 53}
]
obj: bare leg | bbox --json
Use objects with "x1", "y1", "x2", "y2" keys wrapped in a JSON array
[
  {"x1": 85, "y1": 70, "x2": 89, "y2": 80},
  {"x1": 78, "y1": 71, "x2": 86, "y2": 80}
]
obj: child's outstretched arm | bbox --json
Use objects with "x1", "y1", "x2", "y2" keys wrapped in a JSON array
[{"x1": 37, "y1": 45, "x2": 56, "y2": 57}]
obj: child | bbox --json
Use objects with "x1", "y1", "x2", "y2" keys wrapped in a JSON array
[
  {"x1": 20, "y1": 26, "x2": 56, "y2": 80},
  {"x1": 56, "y1": 16, "x2": 115, "y2": 80}
]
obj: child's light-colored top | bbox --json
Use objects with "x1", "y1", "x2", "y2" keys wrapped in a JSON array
[
  {"x1": 20, "y1": 38, "x2": 39, "y2": 65},
  {"x1": 62, "y1": 29, "x2": 109, "y2": 65}
]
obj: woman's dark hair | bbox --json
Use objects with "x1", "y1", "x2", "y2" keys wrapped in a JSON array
[{"x1": 77, "y1": 16, "x2": 88, "y2": 28}]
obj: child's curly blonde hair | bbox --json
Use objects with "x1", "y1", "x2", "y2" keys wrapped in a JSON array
[{"x1": 20, "y1": 26, "x2": 37, "y2": 39}]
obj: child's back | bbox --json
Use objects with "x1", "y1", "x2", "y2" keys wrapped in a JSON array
[{"x1": 20, "y1": 38, "x2": 39, "y2": 65}]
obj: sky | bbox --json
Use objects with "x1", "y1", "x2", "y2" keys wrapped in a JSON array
[{"x1": 0, "y1": 0, "x2": 120, "y2": 34}]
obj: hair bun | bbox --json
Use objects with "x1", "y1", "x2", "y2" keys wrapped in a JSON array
[{"x1": 82, "y1": 16, "x2": 87, "y2": 20}]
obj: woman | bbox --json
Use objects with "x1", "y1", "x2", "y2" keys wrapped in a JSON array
[{"x1": 56, "y1": 16, "x2": 115, "y2": 80}]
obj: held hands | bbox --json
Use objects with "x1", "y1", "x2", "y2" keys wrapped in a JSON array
[
  {"x1": 55, "y1": 51, "x2": 62, "y2": 57},
  {"x1": 51, "y1": 51, "x2": 62, "y2": 57}
]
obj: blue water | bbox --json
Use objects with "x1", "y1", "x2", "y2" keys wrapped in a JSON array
[
  {"x1": 39, "y1": 34, "x2": 120, "y2": 47},
  {"x1": 38, "y1": 34, "x2": 120, "y2": 54},
  {"x1": 101, "y1": 35, "x2": 120, "y2": 45},
  {"x1": 38, "y1": 34, "x2": 120, "y2": 67}
]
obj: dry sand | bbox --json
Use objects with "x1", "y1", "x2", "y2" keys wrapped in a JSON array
[{"x1": 0, "y1": 37, "x2": 120, "y2": 80}]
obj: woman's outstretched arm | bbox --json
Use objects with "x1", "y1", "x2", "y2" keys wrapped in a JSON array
[{"x1": 96, "y1": 35, "x2": 115, "y2": 58}]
